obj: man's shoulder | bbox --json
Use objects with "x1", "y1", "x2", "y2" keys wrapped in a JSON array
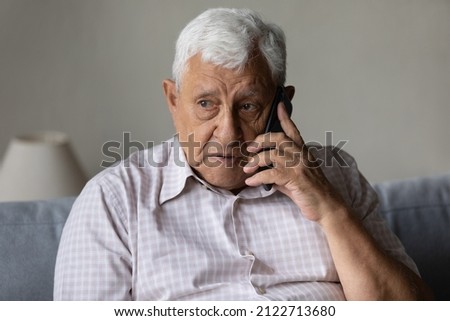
[
  {"x1": 89, "y1": 139, "x2": 179, "y2": 191},
  {"x1": 104, "y1": 139, "x2": 175, "y2": 171},
  {"x1": 309, "y1": 144, "x2": 371, "y2": 205},
  {"x1": 307, "y1": 144, "x2": 356, "y2": 171}
]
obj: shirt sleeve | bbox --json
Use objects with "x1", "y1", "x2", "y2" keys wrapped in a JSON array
[
  {"x1": 53, "y1": 172, "x2": 133, "y2": 300},
  {"x1": 320, "y1": 146, "x2": 420, "y2": 275}
]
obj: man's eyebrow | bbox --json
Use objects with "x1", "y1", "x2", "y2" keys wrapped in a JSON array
[
  {"x1": 236, "y1": 89, "x2": 266, "y2": 101},
  {"x1": 192, "y1": 87, "x2": 267, "y2": 100}
]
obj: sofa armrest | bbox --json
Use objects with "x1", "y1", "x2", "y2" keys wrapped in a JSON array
[
  {"x1": 0, "y1": 197, "x2": 75, "y2": 300},
  {"x1": 373, "y1": 173, "x2": 450, "y2": 300}
]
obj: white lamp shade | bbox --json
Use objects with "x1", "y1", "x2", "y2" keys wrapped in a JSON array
[{"x1": 0, "y1": 131, "x2": 87, "y2": 202}]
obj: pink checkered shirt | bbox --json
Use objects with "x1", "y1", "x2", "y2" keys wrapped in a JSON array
[{"x1": 54, "y1": 138, "x2": 418, "y2": 300}]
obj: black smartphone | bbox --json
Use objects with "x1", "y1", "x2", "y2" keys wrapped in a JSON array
[
  {"x1": 261, "y1": 86, "x2": 293, "y2": 191},
  {"x1": 264, "y1": 86, "x2": 293, "y2": 133}
]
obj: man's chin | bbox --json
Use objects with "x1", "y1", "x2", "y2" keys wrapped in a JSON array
[{"x1": 194, "y1": 167, "x2": 249, "y2": 192}]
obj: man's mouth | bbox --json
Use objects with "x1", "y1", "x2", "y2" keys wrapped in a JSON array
[
  {"x1": 204, "y1": 153, "x2": 247, "y2": 167},
  {"x1": 200, "y1": 141, "x2": 251, "y2": 168}
]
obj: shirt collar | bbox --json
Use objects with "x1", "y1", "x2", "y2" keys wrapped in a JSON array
[
  {"x1": 158, "y1": 136, "x2": 195, "y2": 205},
  {"x1": 158, "y1": 136, "x2": 278, "y2": 204}
]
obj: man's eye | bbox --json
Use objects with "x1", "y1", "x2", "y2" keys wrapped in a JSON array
[
  {"x1": 241, "y1": 103, "x2": 257, "y2": 112},
  {"x1": 198, "y1": 100, "x2": 212, "y2": 108}
]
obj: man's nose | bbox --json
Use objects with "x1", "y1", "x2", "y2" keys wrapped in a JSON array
[{"x1": 213, "y1": 109, "x2": 243, "y2": 142}]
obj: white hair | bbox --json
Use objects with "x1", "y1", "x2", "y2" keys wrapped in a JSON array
[{"x1": 172, "y1": 8, "x2": 287, "y2": 89}]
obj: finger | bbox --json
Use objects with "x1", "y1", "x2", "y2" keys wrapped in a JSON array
[
  {"x1": 277, "y1": 102, "x2": 304, "y2": 146},
  {"x1": 243, "y1": 148, "x2": 278, "y2": 173},
  {"x1": 245, "y1": 166, "x2": 278, "y2": 187},
  {"x1": 246, "y1": 131, "x2": 285, "y2": 153}
]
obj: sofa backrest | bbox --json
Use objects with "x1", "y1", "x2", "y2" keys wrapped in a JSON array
[
  {"x1": 1, "y1": 173, "x2": 449, "y2": 301},
  {"x1": 374, "y1": 173, "x2": 450, "y2": 301},
  {"x1": 0, "y1": 197, "x2": 75, "y2": 301}
]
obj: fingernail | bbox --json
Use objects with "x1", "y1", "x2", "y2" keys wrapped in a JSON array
[
  {"x1": 244, "y1": 157, "x2": 254, "y2": 167},
  {"x1": 246, "y1": 141, "x2": 258, "y2": 151}
]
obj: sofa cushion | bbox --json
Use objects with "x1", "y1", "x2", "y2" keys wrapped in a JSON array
[
  {"x1": 1, "y1": 174, "x2": 448, "y2": 301},
  {"x1": 0, "y1": 197, "x2": 75, "y2": 301},
  {"x1": 373, "y1": 173, "x2": 450, "y2": 300}
]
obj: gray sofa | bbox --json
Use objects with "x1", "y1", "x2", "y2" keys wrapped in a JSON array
[{"x1": 1, "y1": 173, "x2": 449, "y2": 301}]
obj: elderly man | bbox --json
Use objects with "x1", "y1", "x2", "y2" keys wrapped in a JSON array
[{"x1": 54, "y1": 8, "x2": 431, "y2": 300}]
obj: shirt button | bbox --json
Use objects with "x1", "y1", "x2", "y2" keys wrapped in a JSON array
[
  {"x1": 244, "y1": 249, "x2": 254, "y2": 256},
  {"x1": 256, "y1": 286, "x2": 266, "y2": 295}
]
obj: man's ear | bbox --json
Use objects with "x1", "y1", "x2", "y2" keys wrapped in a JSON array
[
  {"x1": 284, "y1": 85, "x2": 295, "y2": 101},
  {"x1": 162, "y1": 79, "x2": 178, "y2": 113}
]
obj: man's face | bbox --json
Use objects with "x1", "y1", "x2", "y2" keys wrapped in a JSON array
[{"x1": 163, "y1": 53, "x2": 276, "y2": 192}]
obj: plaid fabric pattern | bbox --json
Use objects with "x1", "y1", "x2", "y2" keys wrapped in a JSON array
[{"x1": 54, "y1": 138, "x2": 418, "y2": 300}]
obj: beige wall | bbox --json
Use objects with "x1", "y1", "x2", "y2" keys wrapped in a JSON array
[{"x1": 1, "y1": 0, "x2": 449, "y2": 183}]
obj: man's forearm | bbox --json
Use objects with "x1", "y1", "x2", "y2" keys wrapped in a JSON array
[{"x1": 319, "y1": 206, "x2": 433, "y2": 300}]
